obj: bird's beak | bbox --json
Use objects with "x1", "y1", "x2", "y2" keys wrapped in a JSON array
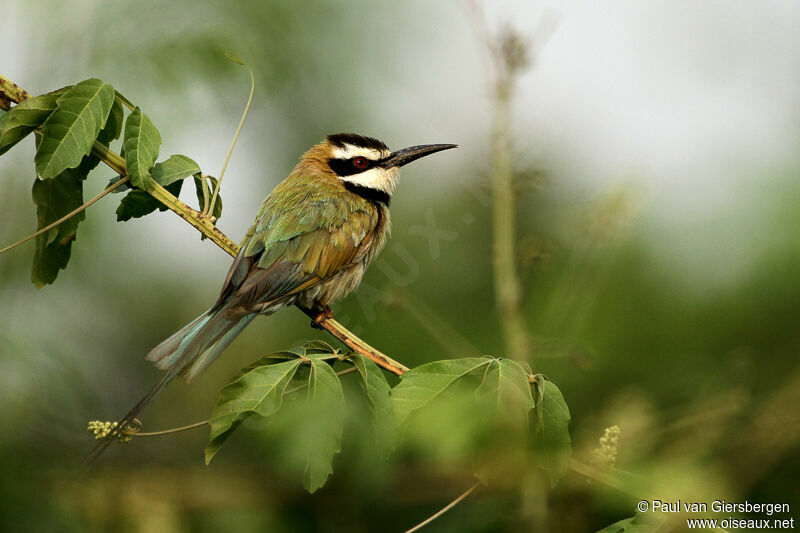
[{"x1": 381, "y1": 143, "x2": 458, "y2": 168}]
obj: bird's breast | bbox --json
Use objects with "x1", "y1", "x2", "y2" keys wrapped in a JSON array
[{"x1": 297, "y1": 202, "x2": 390, "y2": 308}]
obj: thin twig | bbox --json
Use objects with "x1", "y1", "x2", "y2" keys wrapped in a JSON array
[
  {"x1": 206, "y1": 54, "x2": 255, "y2": 217},
  {"x1": 0, "y1": 176, "x2": 130, "y2": 256},
  {"x1": 130, "y1": 420, "x2": 208, "y2": 437},
  {"x1": 404, "y1": 482, "x2": 480, "y2": 533},
  {"x1": 125, "y1": 366, "x2": 359, "y2": 438}
]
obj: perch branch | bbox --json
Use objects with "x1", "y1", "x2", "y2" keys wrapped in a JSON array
[{"x1": 0, "y1": 73, "x2": 32, "y2": 109}]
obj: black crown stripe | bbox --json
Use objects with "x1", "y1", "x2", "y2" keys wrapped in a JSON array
[{"x1": 327, "y1": 133, "x2": 388, "y2": 152}]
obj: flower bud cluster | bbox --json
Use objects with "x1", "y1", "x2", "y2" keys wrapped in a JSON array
[
  {"x1": 86, "y1": 420, "x2": 132, "y2": 443},
  {"x1": 597, "y1": 425, "x2": 621, "y2": 467}
]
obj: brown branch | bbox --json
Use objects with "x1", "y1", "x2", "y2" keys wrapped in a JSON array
[
  {"x1": 0, "y1": 73, "x2": 32, "y2": 110},
  {"x1": 1, "y1": 75, "x2": 412, "y2": 378},
  {"x1": 299, "y1": 308, "x2": 409, "y2": 375}
]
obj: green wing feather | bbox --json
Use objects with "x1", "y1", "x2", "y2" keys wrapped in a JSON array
[{"x1": 217, "y1": 173, "x2": 379, "y2": 311}]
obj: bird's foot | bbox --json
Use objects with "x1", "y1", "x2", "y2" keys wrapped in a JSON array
[{"x1": 311, "y1": 305, "x2": 334, "y2": 329}]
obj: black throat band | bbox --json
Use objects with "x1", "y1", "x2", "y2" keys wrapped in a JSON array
[{"x1": 343, "y1": 182, "x2": 391, "y2": 206}]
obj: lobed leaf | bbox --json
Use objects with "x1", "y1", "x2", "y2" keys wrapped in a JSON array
[
  {"x1": 531, "y1": 376, "x2": 572, "y2": 487},
  {"x1": 353, "y1": 354, "x2": 395, "y2": 457},
  {"x1": 116, "y1": 154, "x2": 198, "y2": 221},
  {"x1": 34, "y1": 79, "x2": 115, "y2": 179},
  {"x1": 0, "y1": 89, "x2": 63, "y2": 156},
  {"x1": 123, "y1": 107, "x2": 161, "y2": 190},
  {"x1": 392, "y1": 357, "x2": 492, "y2": 427},
  {"x1": 301, "y1": 359, "x2": 346, "y2": 493},
  {"x1": 205, "y1": 358, "x2": 303, "y2": 463}
]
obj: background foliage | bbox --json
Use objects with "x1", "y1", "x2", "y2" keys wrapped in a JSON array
[{"x1": 1, "y1": 1, "x2": 799, "y2": 532}]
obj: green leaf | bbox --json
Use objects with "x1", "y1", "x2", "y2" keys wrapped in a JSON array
[
  {"x1": 205, "y1": 358, "x2": 303, "y2": 463},
  {"x1": 392, "y1": 357, "x2": 491, "y2": 427},
  {"x1": 115, "y1": 180, "x2": 183, "y2": 222},
  {"x1": 99, "y1": 99, "x2": 124, "y2": 146},
  {"x1": 531, "y1": 376, "x2": 572, "y2": 487},
  {"x1": 34, "y1": 79, "x2": 115, "y2": 179},
  {"x1": 29, "y1": 100, "x2": 124, "y2": 287},
  {"x1": 115, "y1": 154, "x2": 198, "y2": 221},
  {"x1": 470, "y1": 359, "x2": 535, "y2": 485},
  {"x1": 301, "y1": 359, "x2": 345, "y2": 493},
  {"x1": 151, "y1": 154, "x2": 200, "y2": 186},
  {"x1": 0, "y1": 89, "x2": 62, "y2": 156},
  {"x1": 353, "y1": 354, "x2": 395, "y2": 457},
  {"x1": 596, "y1": 513, "x2": 657, "y2": 533},
  {"x1": 475, "y1": 358, "x2": 535, "y2": 421},
  {"x1": 31, "y1": 167, "x2": 87, "y2": 286},
  {"x1": 123, "y1": 107, "x2": 161, "y2": 190}
]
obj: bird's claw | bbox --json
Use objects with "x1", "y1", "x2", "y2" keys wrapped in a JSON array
[{"x1": 311, "y1": 306, "x2": 334, "y2": 329}]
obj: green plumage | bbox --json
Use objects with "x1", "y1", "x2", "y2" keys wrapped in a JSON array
[
  {"x1": 85, "y1": 134, "x2": 456, "y2": 466},
  {"x1": 245, "y1": 174, "x2": 377, "y2": 269},
  {"x1": 146, "y1": 165, "x2": 388, "y2": 383}
]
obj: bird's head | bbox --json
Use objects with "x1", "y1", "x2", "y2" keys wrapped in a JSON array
[{"x1": 301, "y1": 133, "x2": 457, "y2": 197}]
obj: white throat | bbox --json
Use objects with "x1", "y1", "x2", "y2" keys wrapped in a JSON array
[{"x1": 339, "y1": 166, "x2": 399, "y2": 194}]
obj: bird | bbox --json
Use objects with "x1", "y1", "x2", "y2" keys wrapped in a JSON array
[{"x1": 87, "y1": 133, "x2": 456, "y2": 459}]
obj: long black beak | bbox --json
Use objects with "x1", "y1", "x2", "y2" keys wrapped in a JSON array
[{"x1": 381, "y1": 143, "x2": 458, "y2": 168}]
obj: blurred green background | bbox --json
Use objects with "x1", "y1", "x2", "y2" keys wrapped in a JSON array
[{"x1": 1, "y1": 1, "x2": 799, "y2": 531}]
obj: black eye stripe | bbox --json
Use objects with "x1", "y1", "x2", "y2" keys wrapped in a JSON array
[{"x1": 328, "y1": 157, "x2": 375, "y2": 177}]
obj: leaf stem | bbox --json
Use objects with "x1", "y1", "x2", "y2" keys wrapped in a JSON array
[
  {"x1": 129, "y1": 419, "x2": 208, "y2": 437},
  {"x1": 127, "y1": 366, "x2": 358, "y2": 437},
  {"x1": 114, "y1": 90, "x2": 135, "y2": 111},
  {"x1": 0, "y1": 176, "x2": 129, "y2": 256},
  {"x1": 206, "y1": 56, "x2": 255, "y2": 217},
  {"x1": 404, "y1": 482, "x2": 480, "y2": 533}
]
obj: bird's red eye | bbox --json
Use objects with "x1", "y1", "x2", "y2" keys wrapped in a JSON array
[{"x1": 352, "y1": 157, "x2": 368, "y2": 170}]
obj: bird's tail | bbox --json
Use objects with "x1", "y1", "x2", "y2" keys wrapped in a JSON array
[
  {"x1": 83, "y1": 306, "x2": 255, "y2": 467},
  {"x1": 146, "y1": 306, "x2": 256, "y2": 381}
]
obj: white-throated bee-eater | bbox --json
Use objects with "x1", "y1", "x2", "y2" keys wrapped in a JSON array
[{"x1": 109, "y1": 133, "x2": 456, "y2": 435}]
